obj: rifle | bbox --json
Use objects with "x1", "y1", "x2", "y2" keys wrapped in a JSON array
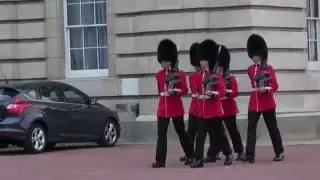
[
  {"x1": 223, "y1": 69, "x2": 232, "y2": 97},
  {"x1": 203, "y1": 61, "x2": 219, "y2": 91},
  {"x1": 165, "y1": 60, "x2": 181, "y2": 91},
  {"x1": 254, "y1": 61, "x2": 271, "y2": 93}
]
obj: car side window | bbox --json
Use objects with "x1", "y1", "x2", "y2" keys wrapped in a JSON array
[
  {"x1": 25, "y1": 89, "x2": 38, "y2": 100},
  {"x1": 39, "y1": 86, "x2": 63, "y2": 102},
  {"x1": 60, "y1": 85, "x2": 88, "y2": 104}
]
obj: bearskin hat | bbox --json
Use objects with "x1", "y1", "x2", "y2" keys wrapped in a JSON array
[
  {"x1": 157, "y1": 39, "x2": 178, "y2": 66},
  {"x1": 189, "y1": 42, "x2": 200, "y2": 67},
  {"x1": 217, "y1": 45, "x2": 230, "y2": 72},
  {"x1": 198, "y1": 39, "x2": 219, "y2": 70},
  {"x1": 247, "y1": 33, "x2": 268, "y2": 61}
]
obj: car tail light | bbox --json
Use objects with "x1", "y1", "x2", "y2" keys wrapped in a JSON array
[{"x1": 6, "y1": 98, "x2": 32, "y2": 115}]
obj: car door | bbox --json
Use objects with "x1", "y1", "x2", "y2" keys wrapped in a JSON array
[
  {"x1": 38, "y1": 85, "x2": 73, "y2": 140},
  {"x1": 59, "y1": 84, "x2": 100, "y2": 138}
]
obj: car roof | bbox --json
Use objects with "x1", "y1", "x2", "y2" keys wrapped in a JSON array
[{"x1": 0, "y1": 80, "x2": 69, "y2": 90}]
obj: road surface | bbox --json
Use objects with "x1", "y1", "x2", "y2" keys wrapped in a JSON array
[{"x1": 0, "y1": 144, "x2": 319, "y2": 180}]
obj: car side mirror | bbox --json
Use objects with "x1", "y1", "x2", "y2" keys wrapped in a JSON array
[{"x1": 87, "y1": 97, "x2": 97, "y2": 105}]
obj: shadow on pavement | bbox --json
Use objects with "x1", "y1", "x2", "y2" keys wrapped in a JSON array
[{"x1": 0, "y1": 143, "x2": 103, "y2": 156}]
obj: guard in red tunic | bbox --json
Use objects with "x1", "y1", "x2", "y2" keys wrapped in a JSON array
[
  {"x1": 206, "y1": 45, "x2": 245, "y2": 161},
  {"x1": 245, "y1": 34, "x2": 285, "y2": 163},
  {"x1": 179, "y1": 42, "x2": 201, "y2": 162},
  {"x1": 152, "y1": 39, "x2": 194, "y2": 168},
  {"x1": 190, "y1": 39, "x2": 233, "y2": 168}
]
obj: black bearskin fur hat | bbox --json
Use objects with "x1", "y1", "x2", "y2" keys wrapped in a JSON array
[
  {"x1": 217, "y1": 45, "x2": 230, "y2": 72},
  {"x1": 189, "y1": 42, "x2": 200, "y2": 67},
  {"x1": 247, "y1": 33, "x2": 268, "y2": 61},
  {"x1": 198, "y1": 39, "x2": 219, "y2": 70},
  {"x1": 157, "y1": 39, "x2": 178, "y2": 66}
]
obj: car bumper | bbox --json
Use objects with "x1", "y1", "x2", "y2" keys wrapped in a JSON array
[
  {"x1": 0, "y1": 117, "x2": 26, "y2": 143},
  {"x1": 0, "y1": 128, "x2": 26, "y2": 143}
]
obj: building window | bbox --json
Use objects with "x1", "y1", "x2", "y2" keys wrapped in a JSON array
[
  {"x1": 63, "y1": 0, "x2": 108, "y2": 78},
  {"x1": 307, "y1": 0, "x2": 320, "y2": 62}
]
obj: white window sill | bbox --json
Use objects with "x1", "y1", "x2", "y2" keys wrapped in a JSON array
[
  {"x1": 65, "y1": 69, "x2": 109, "y2": 79},
  {"x1": 308, "y1": 61, "x2": 320, "y2": 70}
]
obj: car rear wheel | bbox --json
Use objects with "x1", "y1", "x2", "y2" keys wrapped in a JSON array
[
  {"x1": 97, "y1": 119, "x2": 119, "y2": 147},
  {"x1": 24, "y1": 124, "x2": 47, "y2": 154}
]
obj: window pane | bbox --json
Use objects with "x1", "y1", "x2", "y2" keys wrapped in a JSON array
[
  {"x1": 62, "y1": 86, "x2": 87, "y2": 104},
  {"x1": 67, "y1": 0, "x2": 80, "y2": 3},
  {"x1": 71, "y1": 49, "x2": 84, "y2": 70},
  {"x1": 26, "y1": 90, "x2": 38, "y2": 100},
  {"x1": 61, "y1": 86, "x2": 87, "y2": 104},
  {"x1": 67, "y1": 4, "x2": 80, "y2": 25},
  {"x1": 81, "y1": 0, "x2": 94, "y2": 2},
  {"x1": 95, "y1": 2, "x2": 107, "y2": 24},
  {"x1": 84, "y1": 27, "x2": 97, "y2": 47},
  {"x1": 98, "y1": 26, "x2": 107, "y2": 46},
  {"x1": 39, "y1": 86, "x2": 62, "y2": 102},
  {"x1": 98, "y1": 47, "x2": 108, "y2": 69},
  {"x1": 84, "y1": 48, "x2": 98, "y2": 69},
  {"x1": 308, "y1": 41, "x2": 318, "y2": 61},
  {"x1": 81, "y1": 3, "x2": 94, "y2": 24},
  {"x1": 70, "y1": 28, "x2": 83, "y2": 48}
]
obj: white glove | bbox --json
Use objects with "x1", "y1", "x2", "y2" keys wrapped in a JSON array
[
  {"x1": 160, "y1": 91, "x2": 170, "y2": 96},
  {"x1": 205, "y1": 91, "x2": 219, "y2": 96},
  {"x1": 199, "y1": 95, "x2": 211, "y2": 100}
]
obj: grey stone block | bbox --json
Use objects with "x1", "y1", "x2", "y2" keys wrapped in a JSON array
[{"x1": 117, "y1": 115, "x2": 320, "y2": 145}]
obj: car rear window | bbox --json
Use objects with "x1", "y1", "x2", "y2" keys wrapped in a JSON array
[{"x1": 0, "y1": 87, "x2": 20, "y2": 102}]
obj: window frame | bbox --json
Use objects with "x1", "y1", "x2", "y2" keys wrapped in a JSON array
[
  {"x1": 63, "y1": 0, "x2": 109, "y2": 78},
  {"x1": 306, "y1": 0, "x2": 320, "y2": 70}
]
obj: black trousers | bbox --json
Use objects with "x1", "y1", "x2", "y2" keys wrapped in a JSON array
[
  {"x1": 207, "y1": 115, "x2": 244, "y2": 156},
  {"x1": 245, "y1": 109, "x2": 284, "y2": 157},
  {"x1": 187, "y1": 115, "x2": 198, "y2": 149},
  {"x1": 195, "y1": 118, "x2": 232, "y2": 161},
  {"x1": 155, "y1": 116, "x2": 194, "y2": 164}
]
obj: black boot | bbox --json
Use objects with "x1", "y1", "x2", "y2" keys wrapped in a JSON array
[
  {"x1": 190, "y1": 159, "x2": 204, "y2": 168},
  {"x1": 236, "y1": 152, "x2": 246, "y2": 161},
  {"x1": 203, "y1": 156, "x2": 216, "y2": 163},
  {"x1": 245, "y1": 155, "x2": 255, "y2": 163},
  {"x1": 151, "y1": 161, "x2": 165, "y2": 168},
  {"x1": 273, "y1": 153, "x2": 284, "y2": 162},
  {"x1": 184, "y1": 157, "x2": 193, "y2": 165},
  {"x1": 224, "y1": 155, "x2": 233, "y2": 166},
  {"x1": 179, "y1": 155, "x2": 186, "y2": 162}
]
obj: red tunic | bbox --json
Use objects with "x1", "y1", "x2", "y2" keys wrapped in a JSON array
[
  {"x1": 221, "y1": 75, "x2": 239, "y2": 117},
  {"x1": 195, "y1": 70, "x2": 225, "y2": 119},
  {"x1": 248, "y1": 64, "x2": 278, "y2": 112},
  {"x1": 156, "y1": 69, "x2": 188, "y2": 118},
  {"x1": 188, "y1": 72, "x2": 199, "y2": 116}
]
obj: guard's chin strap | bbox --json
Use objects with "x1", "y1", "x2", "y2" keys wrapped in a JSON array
[{"x1": 218, "y1": 45, "x2": 222, "y2": 55}]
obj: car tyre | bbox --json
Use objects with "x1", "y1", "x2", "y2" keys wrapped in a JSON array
[
  {"x1": 24, "y1": 123, "x2": 47, "y2": 154},
  {"x1": 97, "y1": 119, "x2": 119, "y2": 147}
]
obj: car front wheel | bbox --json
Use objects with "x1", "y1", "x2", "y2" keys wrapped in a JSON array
[
  {"x1": 97, "y1": 119, "x2": 119, "y2": 147},
  {"x1": 24, "y1": 124, "x2": 47, "y2": 154}
]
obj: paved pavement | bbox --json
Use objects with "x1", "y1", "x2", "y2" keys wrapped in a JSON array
[{"x1": 0, "y1": 144, "x2": 319, "y2": 180}]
